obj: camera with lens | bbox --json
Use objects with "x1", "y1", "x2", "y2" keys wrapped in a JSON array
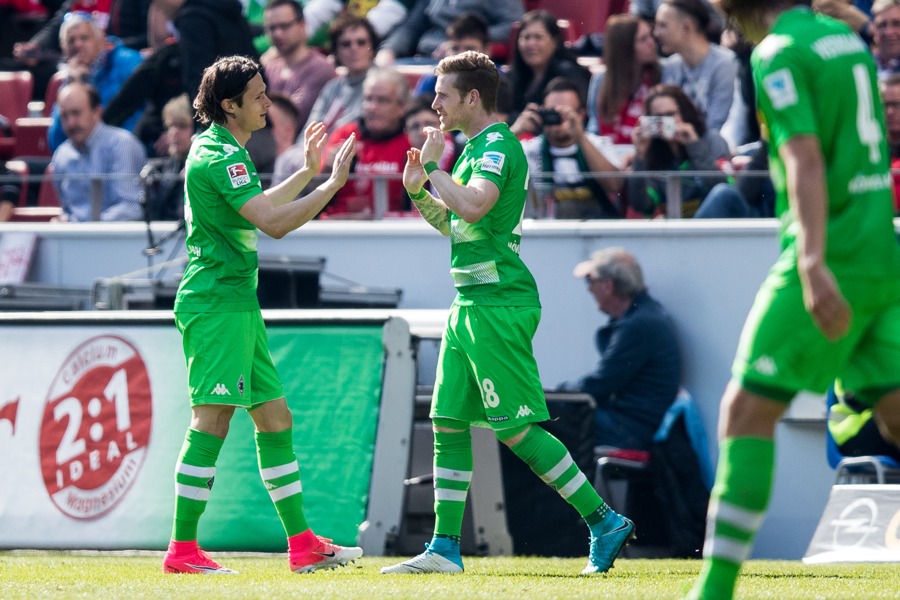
[{"x1": 536, "y1": 107, "x2": 562, "y2": 126}]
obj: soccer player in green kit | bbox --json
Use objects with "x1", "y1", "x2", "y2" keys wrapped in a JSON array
[
  {"x1": 380, "y1": 51, "x2": 634, "y2": 576},
  {"x1": 687, "y1": 2, "x2": 900, "y2": 598},
  {"x1": 162, "y1": 55, "x2": 362, "y2": 575}
]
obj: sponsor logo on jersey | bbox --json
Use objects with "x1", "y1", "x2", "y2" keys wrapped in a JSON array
[
  {"x1": 480, "y1": 151, "x2": 505, "y2": 175},
  {"x1": 486, "y1": 132, "x2": 503, "y2": 145},
  {"x1": 515, "y1": 405, "x2": 534, "y2": 418},
  {"x1": 226, "y1": 163, "x2": 251, "y2": 188},
  {"x1": 762, "y1": 68, "x2": 798, "y2": 110},
  {"x1": 211, "y1": 383, "x2": 230, "y2": 396}
]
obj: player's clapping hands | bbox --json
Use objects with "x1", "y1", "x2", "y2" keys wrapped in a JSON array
[{"x1": 302, "y1": 122, "x2": 328, "y2": 175}]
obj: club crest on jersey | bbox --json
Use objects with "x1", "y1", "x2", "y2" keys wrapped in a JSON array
[
  {"x1": 486, "y1": 132, "x2": 503, "y2": 145},
  {"x1": 762, "y1": 68, "x2": 798, "y2": 110},
  {"x1": 227, "y1": 163, "x2": 251, "y2": 188},
  {"x1": 480, "y1": 151, "x2": 505, "y2": 175}
]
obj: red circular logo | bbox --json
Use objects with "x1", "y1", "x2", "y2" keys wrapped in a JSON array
[{"x1": 40, "y1": 335, "x2": 152, "y2": 520}]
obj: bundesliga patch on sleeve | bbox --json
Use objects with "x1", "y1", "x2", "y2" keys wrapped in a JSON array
[
  {"x1": 762, "y1": 68, "x2": 798, "y2": 110},
  {"x1": 226, "y1": 163, "x2": 251, "y2": 188},
  {"x1": 480, "y1": 151, "x2": 505, "y2": 175}
]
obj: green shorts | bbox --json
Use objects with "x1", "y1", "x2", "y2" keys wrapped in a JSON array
[
  {"x1": 733, "y1": 269, "x2": 900, "y2": 406},
  {"x1": 175, "y1": 310, "x2": 284, "y2": 408},
  {"x1": 431, "y1": 304, "x2": 550, "y2": 429}
]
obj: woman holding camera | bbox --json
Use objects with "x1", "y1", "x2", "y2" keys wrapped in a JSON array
[
  {"x1": 587, "y1": 14, "x2": 661, "y2": 145},
  {"x1": 508, "y1": 10, "x2": 591, "y2": 118},
  {"x1": 627, "y1": 83, "x2": 731, "y2": 218}
]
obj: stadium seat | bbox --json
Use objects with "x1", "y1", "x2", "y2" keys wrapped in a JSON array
[
  {"x1": 825, "y1": 386, "x2": 900, "y2": 485},
  {"x1": 13, "y1": 117, "x2": 51, "y2": 157},
  {"x1": 36, "y1": 163, "x2": 60, "y2": 208},
  {"x1": 4, "y1": 159, "x2": 29, "y2": 208},
  {"x1": 43, "y1": 71, "x2": 66, "y2": 117},
  {"x1": 0, "y1": 71, "x2": 34, "y2": 124}
]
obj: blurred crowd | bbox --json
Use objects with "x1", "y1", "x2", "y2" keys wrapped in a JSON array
[{"x1": 0, "y1": 0, "x2": 897, "y2": 222}]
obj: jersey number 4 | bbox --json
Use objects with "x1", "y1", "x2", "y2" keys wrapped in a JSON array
[{"x1": 854, "y1": 64, "x2": 883, "y2": 165}]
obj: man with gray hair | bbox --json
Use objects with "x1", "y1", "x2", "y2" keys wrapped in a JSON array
[
  {"x1": 560, "y1": 247, "x2": 682, "y2": 451},
  {"x1": 318, "y1": 67, "x2": 411, "y2": 218}
]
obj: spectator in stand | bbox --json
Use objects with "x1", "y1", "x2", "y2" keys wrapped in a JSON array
[
  {"x1": 10, "y1": 0, "x2": 150, "y2": 100},
  {"x1": 880, "y1": 73, "x2": 900, "y2": 214},
  {"x1": 653, "y1": 0, "x2": 738, "y2": 132},
  {"x1": 0, "y1": 161, "x2": 23, "y2": 223},
  {"x1": 269, "y1": 93, "x2": 301, "y2": 164},
  {"x1": 587, "y1": 13, "x2": 662, "y2": 145},
  {"x1": 374, "y1": 0, "x2": 523, "y2": 65},
  {"x1": 273, "y1": 15, "x2": 377, "y2": 188},
  {"x1": 628, "y1": 83, "x2": 731, "y2": 218},
  {"x1": 151, "y1": 0, "x2": 258, "y2": 103},
  {"x1": 558, "y1": 247, "x2": 681, "y2": 450},
  {"x1": 305, "y1": 14, "x2": 378, "y2": 135},
  {"x1": 47, "y1": 11, "x2": 144, "y2": 152},
  {"x1": 870, "y1": 0, "x2": 900, "y2": 79},
  {"x1": 520, "y1": 77, "x2": 623, "y2": 219},
  {"x1": 508, "y1": 10, "x2": 591, "y2": 117},
  {"x1": 51, "y1": 82, "x2": 146, "y2": 222},
  {"x1": 302, "y1": 0, "x2": 411, "y2": 48},
  {"x1": 414, "y1": 13, "x2": 490, "y2": 96},
  {"x1": 261, "y1": 0, "x2": 336, "y2": 129},
  {"x1": 629, "y1": 0, "x2": 724, "y2": 39},
  {"x1": 140, "y1": 93, "x2": 193, "y2": 221},
  {"x1": 319, "y1": 68, "x2": 410, "y2": 219}
]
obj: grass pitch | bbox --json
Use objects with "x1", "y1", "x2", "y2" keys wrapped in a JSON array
[{"x1": 1, "y1": 551, "x2": 898, "y2": 599}]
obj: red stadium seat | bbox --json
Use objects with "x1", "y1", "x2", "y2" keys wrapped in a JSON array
[
  {"x1": 0, "y1": 71, "x2": 34, "y2": 124},
  {"x1": 4, "y1": 159, "x2": 29, "y2": 207},
  {"x1": 37, "y1": 163, "x2": 60, "y2": 208},
  {"x1": 13, "y1": 117, "x2": 51, "y2": 157}
]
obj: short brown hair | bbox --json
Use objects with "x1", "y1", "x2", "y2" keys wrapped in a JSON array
[
  {"x1": 434, "y1": 51, "x2": 499, "y2": 113},
  {"x1": 193, "y1": 55, "x2": 261, "y2": 126}
]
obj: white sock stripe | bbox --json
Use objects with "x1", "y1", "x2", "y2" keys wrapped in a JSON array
[
  {"x1": 268, "y1": 480, "x2": 303, "y2": 502},
  {"x1": 260, "y1": 460, "x2": 299, "y2": 481},
  {"x1": 558, "y1": 471, "x2": 588, "y2": 499},
  {"x1": 539, "y1": 454, "x2": 574, "y2": 484},
  {"x1": 704, "y1": 534, "x2": 752, "y2": 564},
  {"x1": 177, "y1": 463, "x2": 215, "y2": 478},
  {"x1": 435, "y1": 488, "x2": 468, "y2": 502},
  {"x1": 433, "y1": 466, "x2": 473, "y2": 482},
  {"x1": 711, "y1": 499, "x2": 765, "y2": 533},
  {"x1": 176, "y1": 482, "x2": 210, "y2": 501}
]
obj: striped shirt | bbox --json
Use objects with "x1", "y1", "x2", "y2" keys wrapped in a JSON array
[{"x1": 51, "y1": 122, "x2": 147, "y2": 222}]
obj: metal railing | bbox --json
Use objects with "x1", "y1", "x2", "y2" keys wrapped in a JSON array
[{"x1": 0, "y1": 168, "x2": 780, "y2": 221}]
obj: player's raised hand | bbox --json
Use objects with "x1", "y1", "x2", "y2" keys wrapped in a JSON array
[
  {"x1": 420, "y1": 127, "x2": 445, "y2": 166},
  {"x1": 302, "y1": 122, "x2": 328, "y2": 174},
  {"x1": 327, "y1": 133, "x2": 357, "y2": 187},
  {"x1": 404, "y1": 148, "x2": 428, "y2": 195}
]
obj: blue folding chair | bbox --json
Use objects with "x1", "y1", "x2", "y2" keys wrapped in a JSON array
[{"x1": 825, "y1": 386, "x2": 900, "y2": 485}]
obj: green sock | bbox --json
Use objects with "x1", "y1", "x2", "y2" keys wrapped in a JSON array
[
  {"x1": 171, "y1": 428, "x2": 224, "y2": 541},
  {"x1": 256, "y1": 428, "x2": 309, "y2": 537},
  {"x1": 691, "y1": 436, "x2": 774, "y2": 600},
  {"x1": 507, "y1": 425, "x2": 603, "y2": 518},
  {"x1": 432, "y1": 424, "x2": 473, "y2": 538}
]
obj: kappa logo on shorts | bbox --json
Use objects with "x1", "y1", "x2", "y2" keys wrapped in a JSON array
[
  {"x1": 226, "y1": 163, "x2": 251, "y2": 188},
  {"x1": 487, "y1": 415, "x2": 509, "y2": 422},
  {"x1": 751, "y1": 355, "x2": 778, "y2": 377},
  {"x1": 211, "y1": 383, "x2": 230, "y2": 396},
  {"x1": 516, "y1": 405, "x2": 534, "y2": 418},
  {"x1": 480, "y1": 151, "x2": 505, "y2": 175}
]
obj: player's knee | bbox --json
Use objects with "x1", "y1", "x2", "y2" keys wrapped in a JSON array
[{"x1": 495, "y1": 423, "x2": 532, "y2": 447}]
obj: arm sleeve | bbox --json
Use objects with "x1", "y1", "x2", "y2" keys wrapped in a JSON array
[{"x1": 703, "y1": 54, "x2": 739, "y2": 131}]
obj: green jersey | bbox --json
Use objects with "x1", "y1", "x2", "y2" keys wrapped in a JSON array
[
  {"x1": 449, "y1": 122, "x2": 539, "y2": 307},
  {"x1": 175, "y1": 123, "x2": 263, "y2": 313},
  {"x1": 753, "y1": 7, "x2": 900, "y2": 279}
]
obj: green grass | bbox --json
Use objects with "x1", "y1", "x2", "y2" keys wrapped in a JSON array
[{"x1": 1, "y1": 552, "x2": 897, "y2": 599}]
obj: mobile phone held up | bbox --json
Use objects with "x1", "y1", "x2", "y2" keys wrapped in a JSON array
[{"x1": 639, "y1": 115, "x2": 676, "y2": 139}]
